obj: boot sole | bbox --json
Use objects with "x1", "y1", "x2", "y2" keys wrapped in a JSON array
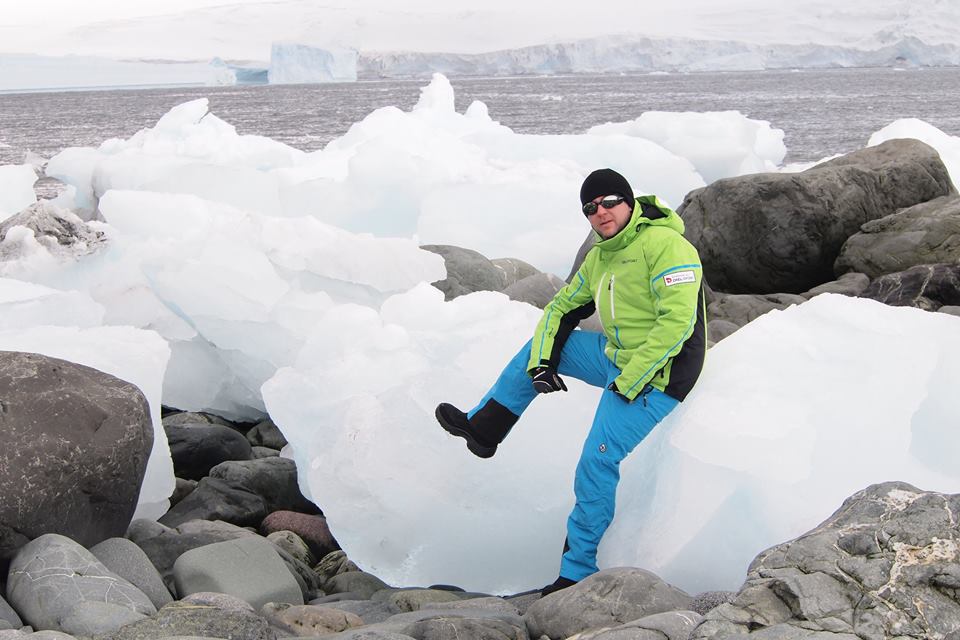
[{"x1": 435, "y1": 405, "x2": 497, "y2": 459}]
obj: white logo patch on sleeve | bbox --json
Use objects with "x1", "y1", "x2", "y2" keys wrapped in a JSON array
[{"x1": 663, "y1": 270, "x2": 697, "y2": 287}]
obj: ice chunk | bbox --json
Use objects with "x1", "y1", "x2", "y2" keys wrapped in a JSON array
[
  {"x1": 589, "y1": 111, "x2": 787, "y2": 184},
  {"x1": 0, "y1": 164, "x2": 37, "y2": 220},
  {"x1": 869, "y1": 118, "x2": 960, "y2": 190}
]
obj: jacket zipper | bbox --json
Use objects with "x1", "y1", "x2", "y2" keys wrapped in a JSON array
[
  {"x1": 595, "y1": 272, "x2": 608, "y2": 333},
  {"x1": 609, "y1": 274, "x2": 616, "y2": 320}
]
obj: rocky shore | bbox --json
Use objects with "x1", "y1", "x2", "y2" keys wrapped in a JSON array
[{"x1": 2, "y1": 137, "x2": 959, "y2": 639}]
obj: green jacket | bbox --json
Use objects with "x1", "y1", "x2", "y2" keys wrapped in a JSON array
[{"x1": 528, "y1": 195, "x2": 707, "y2": 401}]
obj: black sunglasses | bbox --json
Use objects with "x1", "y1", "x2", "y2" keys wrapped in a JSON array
[{"x1": 582, "y1": 195, "x2": 625, "y2": 216}]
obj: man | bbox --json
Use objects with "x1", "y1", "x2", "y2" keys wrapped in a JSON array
[{"x1": 435, "y1": 168, "x2": 707, "y2": 595}]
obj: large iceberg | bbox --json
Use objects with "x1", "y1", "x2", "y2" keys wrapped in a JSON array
[
  {"x1": 0, "y1": 165, "x2": 37, "y2": 220},
  {"x1": 269, "y1": 42, "x2": 358, "y2": 84}
]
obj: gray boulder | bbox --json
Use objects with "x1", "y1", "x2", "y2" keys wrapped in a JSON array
[
  {"x1": 707, "y1": 293, "x2": 806, "y2": 328},
  {"x1": 208, "y1": 457, "x2": 320, "y2": 515},
  {"x1": 939, "y1": 305, "x2": 960, "y2": 317},
  {"x1": 158, "y1": 477, "x2": 267, "y2": 529},
  {"x1": 0, "y1": 201, "x2": 105, "y2": 262},
  {"x1": 491, "y1": 257, "x2": 540, "y2": 289},
  {"x1": 312, "y1": 599, "x2": 394, "y2": 625},
  {"x1": 6, "y1": 534, "x2": 156, "y2": 633},
  {"x1": 379, "y1": 589, "x2": 461, "y2": 614},
  {"x1": 103, "y1": 600, "x2": 275, "y2": 640},
  {"x1": 692, "y1": 481, "x2": 960, "y2": 639},
  {"x1": 170, "y1": 478, "x2": 198, "y2": 507},
  {"x1": 56, "y1": 602, "x2": 146, "y2": 637},
  {"x1": 180, "y1": 592, "x2": 255, "y2": 613},
  {"x1": 420, "y1": 245, "x2": 505, "y2": 300},
  {"x1": 679, "y1": 139, "x2": 955, "y2": 294},
  {"x1": 576, "y1": 610, "x2": 704, "y2": 640},
  {"x1": 246, "y1": 419, "x2": 288, "y2": 450},
  {"x1": 707, "y1": 319, "x2": 740, "y2": 345},
  {"x1": 164, "y1": 422, "x2": 252, "y2": 481},
  {"x1": 836, "y1": 195, "x2": 960, "y2": 278},
  {"x1": 801, "y1": 272, "x2": 871, "y2": 300},
  {"x1": 860, "y1": 262, "x2": 960, "y2": 310},
  {"x1": 252, "y1": 446, "x2": 281, "y2": 459},
  {"x1": 314, "y1": 551, "x2": 361, "y2": 592},
  {"x1": 126, "y1": 519, "x2": 253, "y2": 589},
  {"x1": 259, "y1": 603, "x2": 364, "y2": 636},
  {"x1": 325, "y1": 572, "x2": 391, "y2": 599},
  {"x1": 503, "y1": 273, "x2": 566, "y2": 308},
  {"x1": 524, "y1": 568, "x2": 693, "y2": 640},
  {"x1": 267, "y1": 531, "x2": 314, "y2": 567},
  {"x1": 89, "y1": 537, "x2": 173, "y2": 609},
  {"x1": 172, "y1": 535, "x2": 303, "y2": 610},
  {"x1": 0, "y1": 595, "x2": 22, "y2": 629},
  {"x1": 0, "y1": 351, "x2": 152, "y2": 560},
  {"x1": 325, "y1": 607, "x2": 528, "y2": 640}
]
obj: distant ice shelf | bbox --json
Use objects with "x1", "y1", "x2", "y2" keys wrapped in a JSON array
[{"x1": 3, "y1": 34, "x2": 958, "y2": 93}]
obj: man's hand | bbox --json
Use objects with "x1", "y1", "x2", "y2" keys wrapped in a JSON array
[
  {"x1": 531, "y1": 367, "x2": 568, "y2": 394},
  {"x1": 607, "y1": 381, "x2": 631, "y2": 403}
]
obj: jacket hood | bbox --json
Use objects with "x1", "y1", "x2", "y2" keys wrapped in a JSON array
[{"x1": 593, "y1": 195, "x2": 684, "y2": 252}]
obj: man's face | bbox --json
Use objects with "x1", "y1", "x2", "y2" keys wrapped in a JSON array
[{"x1": 586, "y1": 195, "x2": 633, "y2": 239}]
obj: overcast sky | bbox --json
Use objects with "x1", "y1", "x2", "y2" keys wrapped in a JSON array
[{"x1": 0, "y1": 0, "x2": 272, "y2": 27}]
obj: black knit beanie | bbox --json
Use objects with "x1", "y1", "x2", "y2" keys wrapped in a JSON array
[{"x1": 579, "y1": 168, "x2": 635, "y2": 207}]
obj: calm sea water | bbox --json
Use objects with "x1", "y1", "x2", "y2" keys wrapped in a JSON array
[{"x1": 1, "y1": 67, "x2": 959, "y2": 166}]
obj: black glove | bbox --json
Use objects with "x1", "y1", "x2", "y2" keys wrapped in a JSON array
[
  {"x1": 531, "y1": 367, "x2": 568, "y2": 394},
  {"x1": 608, "y1": 381, "x2": 631, "y2": 403}
]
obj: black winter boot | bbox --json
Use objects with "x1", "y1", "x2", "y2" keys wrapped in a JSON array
[
  {"x1": 540, "y1": 576, "x2": 577, "y2": 597},
  {"x1": 435, "y1": 399, "x2": 518, "y2": 459}
]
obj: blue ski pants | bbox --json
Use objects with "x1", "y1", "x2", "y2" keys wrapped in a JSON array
[{"x1": 468, "y1": 330, "x2": 679, "y2": 581}]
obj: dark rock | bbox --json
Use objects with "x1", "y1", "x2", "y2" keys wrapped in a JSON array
[
  {"x1": 860, "y1": 263, "x2": 960, "y2": 310},
  {"x1": 161, "y1": 411, "x2": 234, "y2": 428},
  {"x1": 315, "y1": 550, "x2": 361, "y2": 592},
  {"x1": 836, "y1": 195, "x2": 960, "y2": 278},
  {"x1": 801, "y1": 272, "x2": 871, "y2": 299},
  {"x1": 0, "y1": 351, "x2": 152, "y2": 559},
  {"x1": 165, "y1": 422, "x2": 252, "y2": 480},
  {"x1": 246, "y1": 419, "x2": 288, "y2": 449},
  {"x1": 103, "y1": 600, "x2": 276, "y2": 640},
  {"x1": 690, "y1": 591, "x2": 737, "y2": 616},
  {"x1": 491, "y1": 257, "x2": 540, "y2": 289},
  {"x1": 524, "y1": 567, "x2": 693, "y2": 640},
  {"x1": 503, "y1": 273, "x2": 567, "y2": 309},
  {"x1": 260, "y1": 511, "x2": 340, "y2": 561},
  {"x1": 251, "y1": 446, "x2": 281, "y2": 458},
  {"x1": 172, "y1": 536, "x2": 303, "y2": 610},
  {"x1": 679, "y1": 139, "x2": 955, "y2": 294},
  {"x1": 691, "y1": 482, "x2": 960, "y2": 639},
  {"x1": 707, "y1": 319, "x2": 740, "y2": 344},
  {"x1": 208, "y1": 457, "x2": 320, "y2": 515},
  {"x1": 0, "y1": 201, "x2": 105, "y2": 262},
  {"x1": 267, "y1": 530, "x2": 314, "y2": 566},
  {"x1": 420, "y1": 245, "x2": 505, "y2": 300},
  {"x1": 707, "y1": 293, "x2": 806, "y2": 327},
  {"x1": 6, "y1": 534, "x2": 156, "y2": 633},
  {"x1": 170, "y1": 478, "x2": 198, "y2": 507},
  {"x1": 89, "y1": 537, "x2": 173, "y2": 609},
  {"x1": 158, "y1": 477, "x2": 267, "y2": 529}
]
